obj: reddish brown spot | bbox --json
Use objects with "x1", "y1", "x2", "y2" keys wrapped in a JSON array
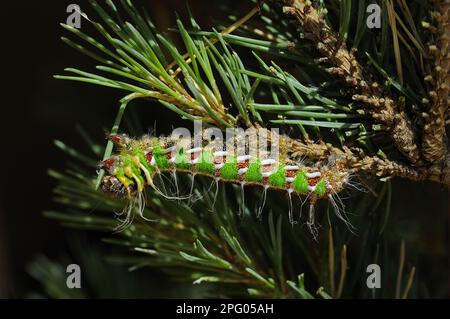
[
  {"x1": 308, "y1": 176, "x2": 321, "y2": 186},
  {"x1": 238, "y1": 161, "x2": 249, "y2": 169},
  {"x1": 145, "y1": 152, "x2": 153, "y2": 164},
  {"x1": 110, "y1": 134, "x2": 122, "y2": 144},
  {"x1": 286, "y1": 170, "x2": 296, "y2": 178},
  {"x1": 166, "y1": 153, "x2": 172, "y2": 160},
  {"x1": 261, "y1": 164, "x2": 274, "y2": 173},
  {"x1": 191, "y1": 152, "x2": 200, "y2": 161},
  {"x1": 102, "y1": 158, "x2": 116, "y2": 171}
]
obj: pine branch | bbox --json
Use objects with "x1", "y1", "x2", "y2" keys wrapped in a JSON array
[
  {"x1": 258, "y1": 126, "x2": 441, "y2": 184},
  {"x1": 422, "y1": 0, "x2": 449, "y2": 163},
  {"x1": 47, "y1": 0, "x2": 448, "y2": 298},
  {"x1": 56, "y1": 0, "x2": 450, "y2": 188},
  {"x1": 55, "y1": 1, "x2": 239, "y2": 128},
  {"x1": 279, "y1": 0, "x2": 421, "y2": 164}
]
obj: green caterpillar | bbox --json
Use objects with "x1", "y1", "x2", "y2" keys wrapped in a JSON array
[{"x1": 100, "y1": 133, "x2": 352, "y2": 235}]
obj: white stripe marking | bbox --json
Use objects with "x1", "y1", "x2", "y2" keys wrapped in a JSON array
[
  {"x1": 261, "y1": 159, "x2": 277, "y2": 165},
  {"x1": 215, "y1": 163, "x2": 225, "y2": 170},
  {"x1": 308, "y1": 185, "x2": 316, "y2": 192},
  {"x1": 284, "y1": 165, "x2": 299, "y2": 171},
  {"x1": 306, "y1": 172, "x2": 321, "y2": 178},
  {"x1": 213, "y1": 151, "x2": 227, "y2": 157},
  {"x1": 237, "y1": 155, "x2": 252, "y2": 162},
  {"x1": 186, "y1": 147, "x2": 202, "y2": 154},
  {"x1": 238, "y1": 168, "x2": 248, "y2": 175},
  {"x1": 261, "y1": 171, "x2": 275, "y2": 177},
  {"x1": 286, "y1": 177, "x2": 295, "y2": 183}
]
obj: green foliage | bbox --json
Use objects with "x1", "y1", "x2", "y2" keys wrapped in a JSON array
[
  {"x1": 56, "y1": 0, "x2": 403, "y2": 164},
  {"x1": 44, "y1": 0, "x2": 447, "y2": 299},
  {"x1": 46, "y1": 121, "x2": 432, "y2": 298}
]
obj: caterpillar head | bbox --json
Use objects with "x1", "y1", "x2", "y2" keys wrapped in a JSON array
[
  {"x1": 99, "y1": 155, "x2": 141, "y2": 199},
  {"x1": 101, "y1": 175, "x2": 132, "y2": 198}
]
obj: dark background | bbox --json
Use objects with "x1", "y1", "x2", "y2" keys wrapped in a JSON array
[
  {"x1": 0, "y1": 0, "x2": 250, "y2": 297},
  {"x1": 0, "y1": 0, "x2": 448, "y2": 298}
]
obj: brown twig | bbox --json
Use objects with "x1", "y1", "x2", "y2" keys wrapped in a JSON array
[
  {"x1": 422, "y1": 0, "x2": 449, "y2": 163},
  {"x1": 279, "y1": 0, "x2": 421, "y2": 164},
  {"x1": 259, "y1": 126, "x2": 447, "y2": 185}
]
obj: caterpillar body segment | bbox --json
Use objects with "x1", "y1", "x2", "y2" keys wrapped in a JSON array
[
  {"x1": 101, "y1": 134, "x2": 348, "y2": 198},
  {"x1": 99, "y1": 133, "x2": 351, "y2": 232}
]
